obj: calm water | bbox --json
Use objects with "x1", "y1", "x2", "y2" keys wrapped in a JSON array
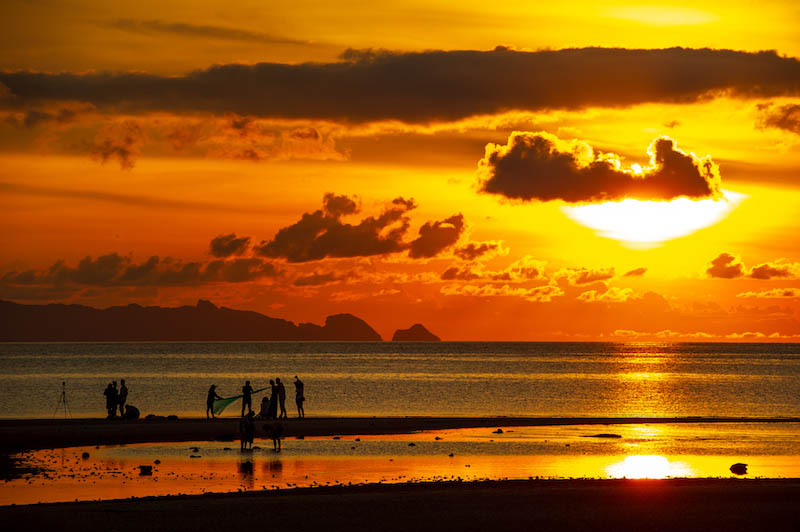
[
  {"x1": 1, "y1": 342, "x2": 799, "y2": 419},
  {"x1": 5, "y1": 423, "x2": 800, "y2": 504}
]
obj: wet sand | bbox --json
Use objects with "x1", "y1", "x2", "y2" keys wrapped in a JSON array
[
  {"x1": 2, "y1": 478, "x2": 798, "y2": 532},
  {"x1": 3, "y1": 416, "x2": 800, "y2": 452}
]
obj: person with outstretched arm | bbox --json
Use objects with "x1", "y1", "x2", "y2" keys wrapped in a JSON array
[{"x1": 206, "y1": 384, "x2": 222, "y2": 419}]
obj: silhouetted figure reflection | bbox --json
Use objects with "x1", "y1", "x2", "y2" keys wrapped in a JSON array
[
  {"x1": 240, "y1": 411, "x2": 255, "y2": 450},
  {"x1": 294, "y1": 376, "x2": 305, "y2": 418},
  {"x1": 241, "y1": 380, "x2": 254, "y2": 417},
  {"x1": 206, "y1": 384, "x2": 222, "y2": 419},
  {"x1": 266, "y1": 422, "x2": 283, "y2": 452},
  {"x1": 238, "y1": 458, "x2": 254, "y2": 488}
]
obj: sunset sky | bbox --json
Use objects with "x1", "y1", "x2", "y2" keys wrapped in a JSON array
[{"x1": 2, "y1": 0, "x2": 800, "y2": 341}]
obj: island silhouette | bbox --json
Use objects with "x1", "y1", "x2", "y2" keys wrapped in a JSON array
[{"x1": 0, "y1": 299, "x2": 390, "y2": 342}]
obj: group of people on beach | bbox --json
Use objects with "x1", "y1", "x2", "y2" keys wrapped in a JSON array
[
  {"x1": 102, "y1": 379, "x2": 137, "y2": 419},
  {"x1": 205, "y1": 376, "x2": 305, "y2": 420}
]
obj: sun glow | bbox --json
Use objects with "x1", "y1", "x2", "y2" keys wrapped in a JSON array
[
  {"x1": 562, "y1": 189, "x2": 745, "y2": 246},
  {"x1": 606, "y1": 455, "x2": 692, "y2": 479}
]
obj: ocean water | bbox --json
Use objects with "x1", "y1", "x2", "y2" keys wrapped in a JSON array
[{"x1": 0, "y1": 342, "x2": 799, "y2": 419}]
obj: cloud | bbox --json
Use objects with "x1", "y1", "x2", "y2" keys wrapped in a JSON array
[
  {"x1": 88, "y1": 121, "x2": 145, "y2": 169},
  {"x1": 623, "y1": 267, "x2": 647, "y2": 277},
  {"x1": 1, "y1": 253, "x2": 280, "y2": 290},
  {"x1": 441, "y1": 255, "x2": 547, "y2": 282},
  {"x1": 556, "y1": 267, "x2": 615, "y2": 285},
  {"x1": 707, "y1": 253, "x2": 800, "y2": 279},
  {"x1": 3, "y1": 48, "x2": 799, "y2": 123},
  {"x1": 104, "y1": 19, "x2": 315, "y2": 46},
  {"x1": 293, "y1": 271, "x2": 351, "y2": 287},
  {"x1": 611, "y1": 329, "x2": 714, "y2": 339},
  {"x1": 736, "y1": 288, "x2": 800, "y2": 299},
  {"x1": 706, "y1": 253, "x2": 745, "y2": 278},
  {"x1": 408, "y1": 214, "x2": 465, "y2": 259},
  {"x1": 440, "y1": 283, "x2": 564, "y2": 302},
  {"x1": 209, "y1": 233, "x2": 251, "y2": 258},
  {"x1": 577, "y1": 286, "x2": 634, "y2": 303},
  {"x1": 253, "y1": 194, "x2": 414, "y2": 263},
  {"x1": 453, "y1": 241, "x2": 508, "y2": 261},
  {"x1": 477, "y1": 132, "x2": 721, "y2": 203},
  {"x1": 758, "y1": 103, "x2": 800, "y2": 135}
]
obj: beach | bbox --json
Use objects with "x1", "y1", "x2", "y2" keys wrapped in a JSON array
[{"x1": 3, "y1": 478, "x2": 799, "y2": 532}]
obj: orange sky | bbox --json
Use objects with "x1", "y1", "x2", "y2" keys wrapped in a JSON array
[{"x1": 1, "y1": 1, "x2": 800, "y2": 340}]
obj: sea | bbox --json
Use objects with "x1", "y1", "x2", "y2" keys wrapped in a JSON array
[{"x1": 1, "y1": 342, "x2": 799, "y2": 419}]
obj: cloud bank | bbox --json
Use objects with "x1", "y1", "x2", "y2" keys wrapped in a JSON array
[
  {"x1": 477, "y1": 132, "x2": 721, "y2": 203},
  {"x1": 2, "y1": 48, "x2": 799, "y2": 123}
]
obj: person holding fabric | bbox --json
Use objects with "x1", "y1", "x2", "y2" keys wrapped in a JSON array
[{"x1": 206, "y1": 384, "x2": 222, "y2": 419}]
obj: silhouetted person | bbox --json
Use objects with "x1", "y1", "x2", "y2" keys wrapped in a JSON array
[
  {"x1": 241, "y1": 380, "x2": 254, "y2": 416},
  {"x1": 206, "y1": 384, "x2": 222, "y2": 419},
  {"x1": 103, "y1": 382, "x2": 118, "y2": 418},
  {"x1": 267, "y1": 379, "x2": 278, "y2": 419},
  {"x1": 294, "y1": 376, "x2": 305, "y2": 418},
  {"x1": 276, "y1": 378, "x2": 287, "y2": 419},
  {"x1": 111, "y1": 381, "x2": 119, "y2": 417},
  {"x1": 118, "y1": 379, "x2": 128, "y2": 416},
  {"x1": 240, "y1": 411, "x2": 255, "y2": 450},
  {"x1": 266, "y1": 422, "x2": 283, "y2": 452},
  {"x1": 258, "y1": 395, "x2": 270, "y2": 419},
  {"x1": 123, "y1": 404, "x2": 140, "y2": 420}
]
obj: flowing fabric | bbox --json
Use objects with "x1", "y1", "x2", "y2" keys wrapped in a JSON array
[{"x1": 212, "y1": 387, "x2": 268, "y2": 415}]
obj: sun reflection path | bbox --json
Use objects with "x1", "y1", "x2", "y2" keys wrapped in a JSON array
[
  {"x1": 562, "y1": 189, "x2": 745, "y2": 246},
  {"x1": 606, "y1": 455, "x2": 693, "y2": 479}
]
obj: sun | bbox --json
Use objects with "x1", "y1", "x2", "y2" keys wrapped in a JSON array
[{"x1": 561, "y1": 189, "x2": 745, "y2": 247}]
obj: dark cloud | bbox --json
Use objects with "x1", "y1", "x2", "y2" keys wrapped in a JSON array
[
  {"x1": 749, "y1": 262, "x2": 797, "y2": 280},
  {"x1": 408, "y1": 214, "x2": 465, "y2": 259},
  {"x1": 441, "y1": 256, "x2": 546, "y2": 282},
  {"x1": 737, "y1": 288, "x2": 800, "y2": 299},
  {"x1": 478, "y1": 132, "x2": 721, "y2": 203},
  {"x1": 758, "y1": 103, "x2": 800, "y2": 135},
  {"x1": 5, "y1": 107, "x2": 81, "y2": 128},
  {"x1": 0, "y1": 181, "x2": 272, "y2": 215},
  {"x1": 88, "y1": 121, "x2": 145, "y2": 169},
  {"x1": 293, "y1": 271, "x2": 351, "y2": 287},
  {"x1": 706, "y1": 253, "x2": 745, "y2": 279},
  {"x1": 454, "y1": 241, "x2": 505, "y2": 261},
  {"x1": 2, "y1": 48, "x2": 799, "y2": 123},
  {"x1": 209, "y1": 233, "x2": 251, "y2": 258},
  {"x1": 557, "y1": 267, "x2": 616, "y2": 285},
  {"x1": 253, "y1": 195, "x2": 415, "y2": 263},
  {"x1": 253, "y1": 194, "x2": 465, "y2": 262},
  {"x1": 105, "y1": 19, "x2": 314, "y2": 46},
  {"x1": 623, "y1": 267, "x2": 648, "y2": 277},
  {"x1": 706, "y1": 253, "x2": 799, "y2": 279},
  {"x1": 1, "y1": 253, "x2": 280, "y2": 289}
]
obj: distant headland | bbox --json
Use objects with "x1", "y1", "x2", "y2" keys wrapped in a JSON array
[
  {"x1": 0, "y1": 299, "x2": 414, "y2": 342},
  {"x1": 392, "y1": 324, "x2": 441, "y2": 342}
]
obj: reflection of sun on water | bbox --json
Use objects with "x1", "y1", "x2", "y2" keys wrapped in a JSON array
[
  {"x1": 607, "y1": 455, "x2": 692, "y2": 479},
  {"x1": 562, "y1": 189, "x2": 745, "y2": 247}
]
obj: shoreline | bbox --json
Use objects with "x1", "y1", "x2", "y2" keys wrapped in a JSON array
[
  {"x1": 2, "y1": 479, "x2": 799, "y2": 531},
  {"x1": 2, "y1": 415, "x2": 799, "y2": 452}
]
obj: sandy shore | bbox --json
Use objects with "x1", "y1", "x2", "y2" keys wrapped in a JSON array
[
  {"x1": 2, "y1": 478, "x2": 798, "y2": 531},
  {"x1": 3, "y1": 415, "x2": 799, "y2": 452}
]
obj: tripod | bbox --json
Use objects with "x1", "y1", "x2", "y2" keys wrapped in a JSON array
[{"x1": 53, "y1": 381, "x2": 72, "y2": 419}]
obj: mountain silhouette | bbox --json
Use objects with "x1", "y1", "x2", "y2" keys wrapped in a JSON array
[
  {"x1": 0, "y1": 299, "x2": 382, "y2": 341},
  {"x1": 392, "y1": 323, "x2": 441, "y2": 341}
]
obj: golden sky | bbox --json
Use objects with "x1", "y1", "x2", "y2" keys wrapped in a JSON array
[{"x1": 1, "y1": 1, "x2": 800, "y2": 340}]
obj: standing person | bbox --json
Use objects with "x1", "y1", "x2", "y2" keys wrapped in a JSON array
[
  {"x1": 206, "y1": 384, "x2": 222, "y2": 419},
  {"x1": 267, "y1": 379, "x2": 278, "y2": 419},
  {"x1": 294, "y1": 376, "x2": 305, "y2": 419},
  {"x1": 276, "y1": 378, "x2": 287, "y2": 419},
  {"x1": 241, "y1": 380, "x2": 254, "y2": 417},
  {"x1": 110, "y1": 381, "x2": 119, "y2": 417},
  {"x1": 103, "y1": 382, "x2": 116, "y2": 419},
  {"x1": 118, "y1": 379, "x2": 128, "y2": 417},
  {"x1": 240, "y1": 411, "x2": 255, "y2": 450}
]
